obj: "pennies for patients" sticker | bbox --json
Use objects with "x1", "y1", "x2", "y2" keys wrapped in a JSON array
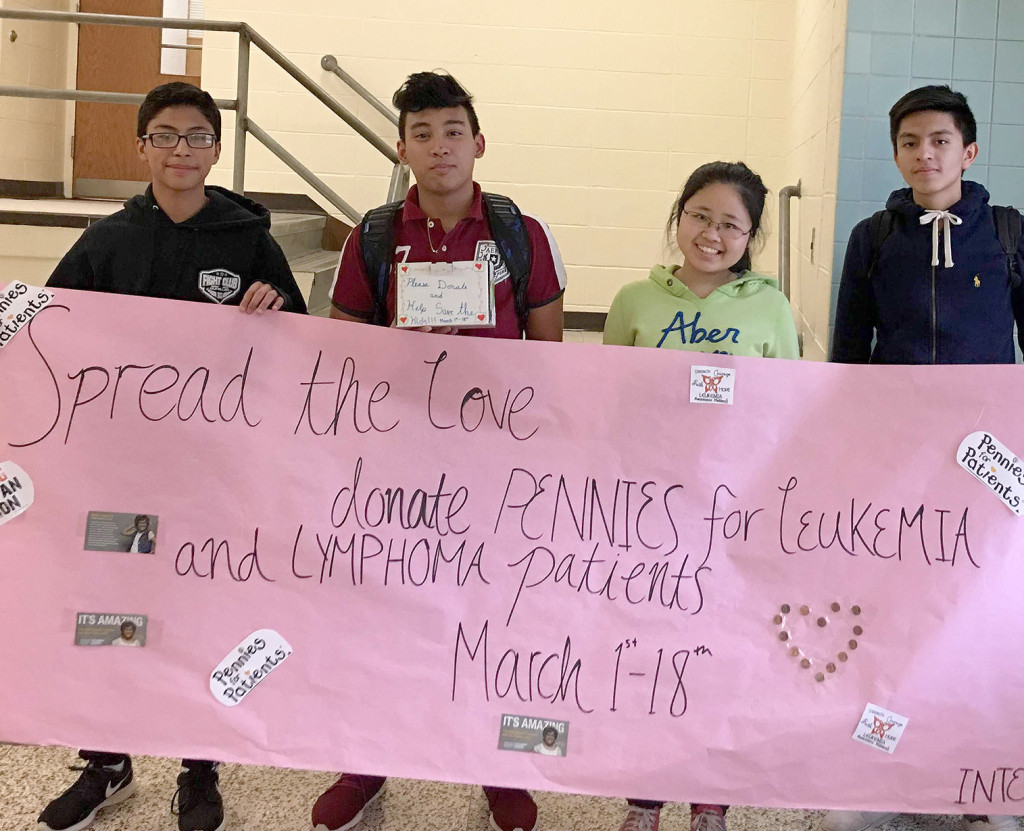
[
  {"x1": 957, "y1": 432, "x2": 1024, "y2": 516},
  {"x1": 210, "y1": 629, "x2": 292, "y2": 707}
]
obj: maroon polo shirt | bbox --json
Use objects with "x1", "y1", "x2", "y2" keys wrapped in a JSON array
[{"x1": 330, "y1": 184, "x2": 566, "y2": 339}]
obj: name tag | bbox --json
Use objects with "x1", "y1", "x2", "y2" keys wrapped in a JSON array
[{"x1": 395, "y1": 261, "x2": 495, "y2": 329}]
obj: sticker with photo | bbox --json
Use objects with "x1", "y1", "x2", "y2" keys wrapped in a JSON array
[
  {"x1": 84, "y1": 511, "x2": 158, "y2": 554},
  {"x1": 74, "y1": 613, "x2": 147, "y2": 647},
  {"x1": 497, "y1": 714, "x2": 569, "y2": 757}
]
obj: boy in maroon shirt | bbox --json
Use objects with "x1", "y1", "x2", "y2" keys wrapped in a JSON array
[{"x1": 315, "y1": 71, "x2": 566, "y2": 831}]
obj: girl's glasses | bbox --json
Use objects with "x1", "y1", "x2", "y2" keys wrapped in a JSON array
[{"x1": 682, "y1": 210, "x2": 750, "y2": 239}]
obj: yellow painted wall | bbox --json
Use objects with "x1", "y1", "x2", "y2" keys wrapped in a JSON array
[
  {"x1": 200, "y1": 0, "x2": 806, "y2": 313},
  {"x1": 0, "y1": 0, "x2": 72, "y2": 183},
  {"x1": 785, "y1": 0, "x2": 847, "y2": 361}
]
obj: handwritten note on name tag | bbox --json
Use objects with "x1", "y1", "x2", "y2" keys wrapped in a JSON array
[{"x1": 395, "y1": 261, "x2": 495, "y2": 329}]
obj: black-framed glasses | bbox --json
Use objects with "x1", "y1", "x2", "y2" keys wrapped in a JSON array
[
  {"x1": 681, "y1": 210, "x2": 751, "y2": 239},
  {"x1": 142, "y1": 132, "x2": 218, "y2": 149}
]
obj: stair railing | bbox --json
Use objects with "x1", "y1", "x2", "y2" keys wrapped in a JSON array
[{"x1": 0, "y1": 8, "x2": 408, "y2": 223}]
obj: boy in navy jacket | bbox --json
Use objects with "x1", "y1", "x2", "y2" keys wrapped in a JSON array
[
  {"x1": 831, "y1": 85, "x2": 1024, "y2": 365},
  {"x1": 827, "y1": 86, "x2": 1021, "y2": 831}
]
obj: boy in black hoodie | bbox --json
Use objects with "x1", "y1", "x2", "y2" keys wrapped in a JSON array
[
  {"x1": 831, "y1": 85, "x2": 1024, "y2": 365},
  {"x1": 827, "y1": 86, "x2": 1021, "y2": 831},
  {"x1": 39, "y1": 82, "x2": 305, "y2": 831},
  {"x1": 48, "y1": 82, "x2": 306, "y2": 314}
]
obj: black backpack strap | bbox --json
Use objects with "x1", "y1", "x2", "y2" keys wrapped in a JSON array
[
  {"x1": 482, "y1": 192, "x2": 533, "y2": 333},
  {"x1": 359, "y1": 199, "x2": 404, "y2": 325},
  {"x1": 992, "y1": 205, "x2": 1023, "y2": 289},
  {"x1": 867, "y1": 208, "x2": 895, "y2": 281}
]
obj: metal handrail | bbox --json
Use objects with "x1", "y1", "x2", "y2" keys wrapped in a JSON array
[
  {"x1": 320, "y1": 54, "x2": 409, "y2": 202},
  {"x1": 0, "y1": 8, "x2": 404, "y2": 218},
  {"x1": 247, "y1": 119, "x2": 360, "y2": 222},
  {"x1": 778, "y1": 181, "x2": 801, "y2": 300},
  {"x1": 321, "y1": 54, "x2": 398, "y2": 127}
]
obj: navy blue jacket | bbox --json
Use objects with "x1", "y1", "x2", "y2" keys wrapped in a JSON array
[{"x1": 831, "y1": 181, "x2": 1024, "y2": 364}]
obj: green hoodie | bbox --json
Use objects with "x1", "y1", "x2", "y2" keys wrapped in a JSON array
[{"x1": 603, "y1": 264, "x2": 799, "y2": 359}]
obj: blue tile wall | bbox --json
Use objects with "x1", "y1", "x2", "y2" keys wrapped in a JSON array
[{"x1": 832, "y1": 0, "x2": 1024, "y2": 342}]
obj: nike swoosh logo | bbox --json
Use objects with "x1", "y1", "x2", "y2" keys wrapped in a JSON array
[{"x1": 106, "y1": 774, "x2": 129, "y2": 798}]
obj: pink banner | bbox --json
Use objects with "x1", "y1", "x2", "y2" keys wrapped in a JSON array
[{"x1": 1, "y1": 287, "x2": 1022, "y2": 813}]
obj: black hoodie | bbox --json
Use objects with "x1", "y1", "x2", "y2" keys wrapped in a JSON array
[{"x1": 48, "y1": 186, "x2": 307, "y2": 313}]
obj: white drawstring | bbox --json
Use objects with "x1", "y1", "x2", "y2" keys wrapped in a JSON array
[{"x1": 919, "y1": 210, "x2": 962, "y2": 267}]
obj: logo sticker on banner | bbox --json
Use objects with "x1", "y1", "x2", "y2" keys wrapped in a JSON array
[
  {"x1": 690, "y1": 365, "x2": 735, "y2": 404},
  {"x1": 0, "y1": 461, "x2": 33, "y2": 527}
]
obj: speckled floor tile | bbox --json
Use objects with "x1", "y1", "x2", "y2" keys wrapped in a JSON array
[{"x1": 1, "y1": 745, "x2": 1018, "y2": 831}]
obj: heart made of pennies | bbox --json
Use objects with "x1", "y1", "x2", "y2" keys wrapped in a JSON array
[{"x1": 773, "y1": 602, "x2": 865, "y2": 683}]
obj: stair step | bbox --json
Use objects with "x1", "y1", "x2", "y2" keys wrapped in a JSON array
[{"x1": 270, "y1": 212, "x2": 326, "y2": 260}]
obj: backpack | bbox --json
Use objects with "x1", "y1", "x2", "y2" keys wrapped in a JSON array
[
  {"x1": 359, "y1": 192, "x2": 533, "y2": 330},
  {"x1": 867, "y1": 205, "x2": 1023, "y2": 288}
]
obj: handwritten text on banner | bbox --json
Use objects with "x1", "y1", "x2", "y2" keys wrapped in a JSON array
[{"x1": 0, "y1": 288, "x2": 1021, "y2": 812}]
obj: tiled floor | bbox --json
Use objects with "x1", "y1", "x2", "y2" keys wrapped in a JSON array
[{"x1": 1, "y1": 742, "x2": 1014, "y2": 831}]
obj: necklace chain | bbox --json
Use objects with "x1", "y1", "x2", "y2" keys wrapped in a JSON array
[{"x1": 427, "y1": 219, "x2": 441, "y2": 254}]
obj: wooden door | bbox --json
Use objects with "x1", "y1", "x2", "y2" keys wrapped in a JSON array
[{"x1": 73, "y1": 0, "x2": 193, "y2": 198}]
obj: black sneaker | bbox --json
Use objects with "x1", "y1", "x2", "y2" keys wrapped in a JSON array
[
  {"x1": 172, "y1": 762, "x2": 225, "y2": 831},
  {"x1": 38, "y1": 757, "x2": 136, "y2": 831}
]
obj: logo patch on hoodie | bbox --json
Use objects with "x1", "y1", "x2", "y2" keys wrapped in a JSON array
[{"x1": 198, "y1": 269, "x2": 242, "y2": 303}]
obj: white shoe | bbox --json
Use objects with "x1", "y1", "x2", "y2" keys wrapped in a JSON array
[
  {"x1": 822, "y1": 812, "x2": 899, "y2": 831},
  {"x1": 963, "y1": 816, "x2": 1021, "y2": 831},
  {"x1": 620, "y1": 805, "x2": 660, "y2": 831}
]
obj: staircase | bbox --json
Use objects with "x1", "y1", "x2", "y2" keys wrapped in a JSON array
[{"x1": 268, "y1": 211, "x2": 345, "y2": 317}]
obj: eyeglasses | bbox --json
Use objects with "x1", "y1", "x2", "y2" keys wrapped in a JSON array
[
  {"x1": 142, "y1": 132, "x2": 217, "y2": 149},
  {"x1": 681, "y1": 210, "x2": 750, "y2": 240}
]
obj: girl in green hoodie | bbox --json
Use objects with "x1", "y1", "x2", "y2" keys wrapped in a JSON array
[
  {"x1": 606, "y1": 162, "x2": 799, "y2": 831},
  {"x1": 604, "y1": 161, "x2": 798, "y2": 360}
]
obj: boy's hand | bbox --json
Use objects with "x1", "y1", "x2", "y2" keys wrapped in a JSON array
[{"x1": 239, "y1": 282, "x2": 285, "y2": 314}]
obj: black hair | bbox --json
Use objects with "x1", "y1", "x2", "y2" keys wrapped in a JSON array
[
  {"x1": 542, "y1": 726, "x2": 558, "y2": 738},
  {"x1": 120, "y1": 620, "x2": 136, "y2": 634},
  {"x1": 134, "y1": 514, "x2": 149, "y2": 526},
  {"x1": 889, "y1": 85, "x2": 976, "y2": 149},
  {"x1": 393, "y1": 71, "x2": 480, "y2": 139},
  {"x1": 137, "y1": 82, "x2": 221, "y2": 140},
  {"x1": 667, "y1": 161, "x2": 769, "y2": 273}
]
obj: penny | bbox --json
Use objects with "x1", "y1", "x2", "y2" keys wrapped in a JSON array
[
  {"x1": 800, "y1": 605, "x2": 810, "y2": 615},
  {"x1": 779, "y1": 631, "x2": 789, "y2": 641},
  {"x1": 815, "y1": 672, "x2": 825, "y2": 682},
  {"x1": 831, "y1": 602, "x2": 841, "y2": 612},
  {"x1": 817, "y1": 617, "x2": 827, "y2": 627},
  {"x1": 773, "y1": 614, "x2": 783, "y2": 625},
  {"x1": 849, "y1": 639, "x2": 858, "y2": 649},
  {"x1": 853, "y1": 625, "x2": 863, "y2": 636},
  {"x1": 781, "y1": 604, "x2": 791, "y2": 614},
  {"x1": 851, "y1": 605, "x2": 862, "y2": 615},
  {"x1": 826, "y1": 662, "x2": 836, "y2": 673},
  {"x1": 800, "y1": 658, "x2": 811, "y2": 668},
  {"x1": 838, "y1": 652, "x2": 848, "y2": 662}
]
